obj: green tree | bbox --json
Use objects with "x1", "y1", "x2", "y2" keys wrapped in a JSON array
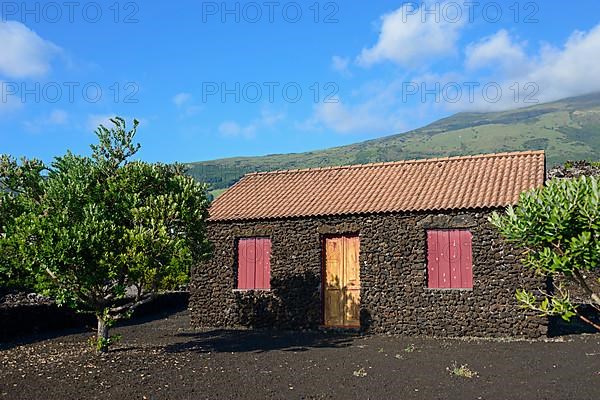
[
  {"x1": 0, "y1": 118, "x2": 210, "y2": 351},
  {"x1": 0, "y1": 156, "x2": 47, "y2": 289},
  {"x1": 490, "y1": 176, "x2": 600, "y2": 330}
]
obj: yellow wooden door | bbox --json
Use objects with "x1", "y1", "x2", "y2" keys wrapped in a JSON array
[
  {"x1": 344, "y1": 236, "x2": 361, "y2": 327},
  {"x1": 324, "y1": 238, "x2": 344, "y2": 327},
  {"x1": 324, "y1": 236, "x2": 360, "y2": 327}
]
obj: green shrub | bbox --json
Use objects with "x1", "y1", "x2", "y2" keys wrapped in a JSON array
[{"x1": 490, "y1": 176, "x2": 599, "y2": 330}]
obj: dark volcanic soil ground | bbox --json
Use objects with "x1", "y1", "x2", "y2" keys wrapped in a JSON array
[{"x1": 1, "y1": 310, "x2": 599, "y2": 400}]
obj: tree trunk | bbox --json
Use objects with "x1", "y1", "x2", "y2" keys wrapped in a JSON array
[{"x1": 96, "y1": 315, "x2": 109, "y2": 353}]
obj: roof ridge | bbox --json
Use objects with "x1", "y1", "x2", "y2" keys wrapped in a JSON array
[{"x1": 244, "y1": 150, "x2": 545, "y2": 177}]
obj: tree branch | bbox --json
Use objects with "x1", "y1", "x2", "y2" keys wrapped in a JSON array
[
  {"x1": 572, "y1": 269, "x2": 600, "y2": 306},
  {"x1": 107, "y1": 293, "x2": 156, "y2": 320},
  {"x1": 44, "y1": 266, "x2": 95, "y2": 306},
  {"x1": 575, "y1": 310, "x2": 600, "y2": 331}
]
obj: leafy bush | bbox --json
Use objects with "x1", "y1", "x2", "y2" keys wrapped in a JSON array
[
  {"x1": 0, "y1": 118, "x2": 211, "y2": 351},
  {"x1": 0, "y1": 157, "x2": 46, "y2": 290},
  {"x1": 490, "y1": 176, "x2": 599, "y2": 330}
]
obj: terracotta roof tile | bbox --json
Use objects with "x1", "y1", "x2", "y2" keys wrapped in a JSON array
[{"x1": 208, "y1": 150, "x2": 546, "y2": 222}]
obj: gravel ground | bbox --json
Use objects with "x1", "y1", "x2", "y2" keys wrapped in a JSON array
[{"x1": 1, "y1": 310, "x2": 599, "y2": 400}]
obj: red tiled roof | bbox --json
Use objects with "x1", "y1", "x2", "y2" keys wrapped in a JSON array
[{"x1": 208, "y1": 150, "x2": 546, "y2": 222}]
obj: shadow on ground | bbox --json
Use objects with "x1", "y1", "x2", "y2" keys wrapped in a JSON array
[
  {"x1": 117, "y1": 292, "x2": 189, "y2": 327},
  {"x1": 0, "y1": 292, "x2": 189, "y2": 350},
  {"x1": 165, "y1": 329, "x2": 356, "y2": 354},
  {"x1": 548, "y1": 305, "x2": 600, "y2": 337}
]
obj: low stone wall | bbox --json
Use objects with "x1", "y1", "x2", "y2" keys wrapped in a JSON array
[
  {"x1": 0, "y1": 304, "x2": 94, "y2": 342},
  {"x1": 0, "y1": 292, "x2": 189, "y2": 342},
  {"x1": 547, "y1": 160, "x2": 600, "y2": 179},
  {"x1": 190, "y1": 210, "x2": 548, "y2": 338}
]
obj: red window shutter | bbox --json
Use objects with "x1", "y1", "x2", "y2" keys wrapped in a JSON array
[
  {"x1": 449, "y1": 230, "x2": 462, "y2": 288},
  {"x1": 460, "y1": 231, "x2": 473, "y2": 288},
  {"x1": 437, "y1": 231, "x2": 451, "y2": 289},
  {"x1": 254, "y1": 239, "x2": 272, "y2": 289},
  {"x1": 427, "y1": 231, "x2": 439, "y2": 289},
  {"x1": 427, "y1": 230, "x2": 473, "y2": 289},
  {"x1": 238, "y1": 238, "x2": 257, "y2": 290},
  {"x1": 238, "y1": 239, "x2": 249, "y2": 290},
  {"x1": 255, "y1": 239, "x2": 266, "y2": 289},
  {"x1": 246, "y1": 239, "x2": 256, "y2": 289},
  {"x1": 238, "y1": 238, "x2": 271, "y2": 290}
]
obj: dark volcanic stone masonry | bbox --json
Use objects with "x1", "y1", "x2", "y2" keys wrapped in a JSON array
[{"x1": 190, "y1": 210, "x2": 547, "y2": 338}]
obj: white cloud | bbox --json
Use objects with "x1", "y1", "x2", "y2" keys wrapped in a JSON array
[
  {"x1": 172, "y1": 92, "x2": 192, "y2": 107},
  {"x1": 218, "y1": 121, "x2": 258, "y2": 139},
  {"x1": 257, "y1": 108, "x2": 285, "y2": 127},
  {"x1": 172, "y1": 92, "x2": 202, "y2": 117},
  {"x1": 23, "y1": 109, "x2": 68, "y2": 132},
  {"x1": 0, "y1": 21, "x2": 61, "y2": 78},
  {"x1": 218, "y1": 108, "x2": 285, "y2": 139},
  {"x1": 319, "y1": 12, "x2": 600, "y2": 123},
  {"x1": 331, "y1": 56, "x2": 351, "y2": 76},
  {"x1": 458, "y1": 24, "x2": 600, "y2": 111},
  {"x1": 314, "y1": 101, "x2": 381, "y2": 134},
  {"x1": 48, "y1": 109, "x2": 68, "y2": 124},
  {"x1": 307, "y1": 92, "x2": 405, "y2": 135},
  {"x1": 87, "y1": 114, "x2": 116, "y2": 131},
  {"x1": 357, "y1": 2, "x2": 465, "y2": 68},
  {"x1": 218, "y1": 121, "x2": 243, "y2": 137},
  {"x1": 525, "y1": 24, "x2": 600, "y2": 102},
  {"x1": 300, "y1": 74, "x2": 420, "y2": 135},
  {"x1": 465, "y1": 30, "x2": 529, "y2": 75}
]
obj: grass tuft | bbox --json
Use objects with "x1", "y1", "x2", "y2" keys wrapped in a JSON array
[{"x1": 447, "y1": 362, "x2": 478, "y2": 379}]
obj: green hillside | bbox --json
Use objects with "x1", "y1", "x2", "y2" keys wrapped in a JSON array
[{"x1": 187, "y1": 93, "x2": 600, "y2": 195}]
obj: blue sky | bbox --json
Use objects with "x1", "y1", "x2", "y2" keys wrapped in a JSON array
[{"x1": 1, "y1": 1, "x2": 599, "y2": 164}]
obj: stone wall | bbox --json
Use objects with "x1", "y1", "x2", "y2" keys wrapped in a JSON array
[
  {"x1": 548, "y1": 160, "x2": 600, "y2": 179},
  {"x1": 0, "y1": 292, "x2": 189, "y2": 343},
  {"x1": 189, "y1": 210, "x2": 547, "y2": 338}
]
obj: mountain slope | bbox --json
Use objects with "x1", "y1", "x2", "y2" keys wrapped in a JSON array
[{"x1": 187, "y1": 93, "x2": 600, "y2": 193}]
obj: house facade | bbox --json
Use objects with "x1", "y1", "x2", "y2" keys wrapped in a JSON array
[{"x1": 190, "y1": 150, "x2": 548, "y2": 338}]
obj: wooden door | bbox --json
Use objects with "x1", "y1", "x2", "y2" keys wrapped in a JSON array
[
  {"x1": 324, "y1": 236, "x2": 360, "y2": 327},
  {"x1": 324, "y1": 238, "x2": 344, "y2": 327}
]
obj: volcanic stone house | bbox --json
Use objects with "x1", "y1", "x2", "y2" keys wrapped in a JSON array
[{"x1": 190, "y1": 150, "x2": 548, "y2": 338}]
